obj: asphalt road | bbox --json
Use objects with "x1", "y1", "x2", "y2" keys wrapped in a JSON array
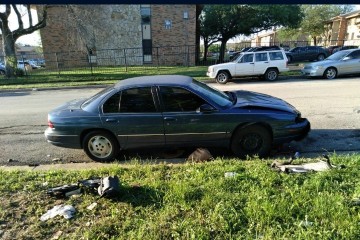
[{"x1": 1, "y1": 76, "x2": 360, "y2": 166}]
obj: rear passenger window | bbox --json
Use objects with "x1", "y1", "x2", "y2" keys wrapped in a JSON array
[{"x1": 269, "y1": 52, "x2": 284, "y2": 60}]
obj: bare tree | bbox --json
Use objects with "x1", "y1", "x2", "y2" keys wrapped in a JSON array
[{"x1": 0, "y1": 4, "x2": 47, "y2": 77}]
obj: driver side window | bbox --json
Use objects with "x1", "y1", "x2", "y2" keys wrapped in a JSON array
[
  {"x1": 159, "y1": 86, "x2": 206, "y2": 112},
  {"x1": 242, "y1": 54, "x2": 254, "y2": 63}
]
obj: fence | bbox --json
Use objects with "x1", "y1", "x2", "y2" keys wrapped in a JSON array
[
  {"x1": 1, "y1": 39, "x2": 360, "y2": 76},
  {"x1": 0, "y1": 45, "x2": 197, "y2": 76}
]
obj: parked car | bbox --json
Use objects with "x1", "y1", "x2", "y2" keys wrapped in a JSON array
[
  {"x1": 285, "y1": 46, "x2": 329, "y2": 63},
  {"x1": 327, "y1": 45, "x2": 342, "y2": 54},
  {"x1": 332, "y1": 45, "x2": 358, "y2": 53},
  {"x1": 44, "y1": 75, "x2": 310, "y2": 162},
  {"x1": 207, "y1": 49, "x2": 289, "y2": 84},
  {"x1": 301, "y1": 48, "x2": 360, "y2": 79}
]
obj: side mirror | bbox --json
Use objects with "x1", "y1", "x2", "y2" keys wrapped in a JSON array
[{"x1": 196, "y1": 104, "x2": 216, "y2": 113}]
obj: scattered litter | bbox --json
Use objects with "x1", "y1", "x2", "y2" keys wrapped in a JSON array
[
  {"x1": 298, "y1": 215, "x2": 313, "y2": 228},
  {"x1": 40, "y1": 205, "x2": 76, "y2": 221},
  {"x1": 47, "y1": 184, "x2": 80, "y2": 198},
  {"x1": 65, "y1": 188, "x2": 82, "y2": 197},
  {"x1": 47, "y1": 155, "x2": 51, "y2": 158},
  {"x1": 86, "y1": 202, "x2": 98, "y2": 211},
  {"x1": 46, "y1": 176, "x2": 121, "y2": 199},
  {"x1": 42, "y1": 182, "x2": 49, "y2": 186},
  {"x1": 52, "y1": 158, "x2": 62, "y2": 162},
  {"x1": 50, "y1": 230, "x2": 63, "y2": 240},
  {"x1": 32, "y1": 88, "x2": 38, "y2": 91},
  {"x1": 224, "y1": 172, "x2": 238, "y2": 178},
  {"x1": 271, "y1": 154, "x2": 345, "y2": 173},
  {"x1": 187, "y1": 148, "x2": 213, "y2": 162},
  {"x1": 85, "y1": 222, "x2": 91, "y2": 227}
]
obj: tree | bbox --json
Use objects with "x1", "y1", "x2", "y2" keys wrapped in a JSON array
[
  {"x1": 300, "y1": 5, "x2": 354, "y2": 45},
  {"x1": 0, "y1": 4, "x2": 47, "y2": 77},
  {"x1": 200, "y1": 5, "x2": 303, "y2": 63}
]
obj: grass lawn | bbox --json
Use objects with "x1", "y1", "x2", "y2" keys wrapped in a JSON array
[
  {"x1": 0, "y1": 66, "x2": 301, "y2": 90},
  {"x1": 1, "y1": 154, "x2": 360, "y2": 239}
]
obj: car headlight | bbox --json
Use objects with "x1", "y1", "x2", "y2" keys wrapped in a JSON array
[
  {"x1": 314, "y1": 65, "x2": 324, "y2": 70},
  {"x1": 208, "y1": 67, "x2": 214, "y2": 72}
]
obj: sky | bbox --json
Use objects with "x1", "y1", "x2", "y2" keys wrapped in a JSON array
[{"x1": 5, "y1": 4, "x2": 360, "y2": 46}]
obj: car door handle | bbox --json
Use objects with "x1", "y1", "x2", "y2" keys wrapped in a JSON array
[
  {"x1": 164, "y1": 117, "x2": 176, "y2": 121},
  {"x1": 105, "y1": 118, "x2": 117, "y2": 123}
]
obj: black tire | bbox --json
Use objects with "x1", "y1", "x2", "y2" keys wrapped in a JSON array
[
  {"x1": 264, "y1": 69, "x2": 278, "y2": 81},
  {"x1": 83, "y1": 130, "x2": 119, "y2": 162},
  {"x1": 323, "y1": 67, "x2": 337, "y2": 80},
  {"x1": 216, "y1": 71, "x2": 230, "y2": 84},
  {"x1": 317, "y1": 54, "x2": 325, "y2": 61},
  {"x1": 231, "y1": 125, "x2": 272, "y2": 159}
]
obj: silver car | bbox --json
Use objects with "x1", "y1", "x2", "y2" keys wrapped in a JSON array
[{"x1": 301, "y1": 49, "x2": 360, "y2": 79}]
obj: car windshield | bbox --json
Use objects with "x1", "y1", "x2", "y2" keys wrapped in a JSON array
[
  {"x1": 81, "y1": 86, "x2": 114, "y2": 108},
  {"x1": 191, "y1": 79, "x2": 232, "y2": 108},
  {"x1": 325, "y1": 51, "x2": 349, "y2": 61}
]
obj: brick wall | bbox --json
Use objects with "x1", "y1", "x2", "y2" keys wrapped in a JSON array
[
  {"x1": 38, "y1": 5, "x2": 197, "y2": 68},
  {"x1": 151, "y1": 5, "x2": 196, "y2": 66}
]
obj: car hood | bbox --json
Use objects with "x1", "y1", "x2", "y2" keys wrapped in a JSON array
[
  {"x1": 304, "y1": 59, "x2": 337, "y2": 68},
  {"x1": 210, "y1": 62, "x2": 236, "y2": 69},
  {"x1": 232, "y1": 90, "x2": 298, "y2": 114}
]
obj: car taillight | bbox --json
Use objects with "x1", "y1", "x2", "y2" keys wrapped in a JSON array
[{"x1": 48, "y1": 120, "x2": 54, "y2": 128}]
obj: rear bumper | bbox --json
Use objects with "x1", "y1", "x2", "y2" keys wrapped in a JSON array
[{"x1": 44, "y1": 128, "x2": 82, "y2": 149}]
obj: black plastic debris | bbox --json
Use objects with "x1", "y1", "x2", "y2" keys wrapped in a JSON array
[{"x1": 98, "y1": 176, "x2": 121, "y2": 198}]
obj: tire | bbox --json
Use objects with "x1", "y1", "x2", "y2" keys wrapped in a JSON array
[
  {"x1": 317, "y1": 54, "x2": 325, "y2": 61},
  {"x1": 264, "y1": 69, "x2": 278, "y2": 81},
  {"x1": 323, "y1": 67, "x2": 337, "y2": 80},
  {"x1": 216, "y1": 71, "x2": 230, "y2": 84},
  {"x1": 83, "y1": 130, "x2": 119, "y2": 162},
  {"x1": 231, "y1": 125, "x2": 272, "y2": 159}
]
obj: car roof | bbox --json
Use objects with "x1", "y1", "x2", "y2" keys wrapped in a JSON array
[{"x1": 113, "y1": 75, "x2": 193, "y2": 89}]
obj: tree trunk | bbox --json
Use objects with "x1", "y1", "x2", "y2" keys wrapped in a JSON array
[
  {"x1": 2, "y1": 29, "x2": 18, "y2": 78},
  {"x1": 219, "y1": 39, "x2": 228, "y2": 63},
  {"x1": 312, "y1": 36, "x2": 317, "y2": 46}
]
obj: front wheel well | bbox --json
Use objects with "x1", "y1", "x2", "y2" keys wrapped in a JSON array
[
  {"x1": 80, "y1": 128, "x2": 119, "y2": 148},
  {"x1": 216, "y1": 70, "x2": 232, "y2": 79},
  {"x1": 230, "y1": 122, "x2": 273, "y2": 144}
]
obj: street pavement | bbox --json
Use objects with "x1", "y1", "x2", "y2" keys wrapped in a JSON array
[{"x1": 1, "y1": 75, "x2": 360, "y2": 169}]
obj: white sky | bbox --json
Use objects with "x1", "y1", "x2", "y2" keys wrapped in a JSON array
[{"x1": 3, "y1": 4, "x2": 360, "y2": 46}]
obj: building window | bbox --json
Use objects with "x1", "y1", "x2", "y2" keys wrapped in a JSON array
[
  {"x1": 164, "y1": 20, "x2": 172, "y2": 29},
  {"x1": 141, "y1": 5, "x2": 152, "y2": 63}
]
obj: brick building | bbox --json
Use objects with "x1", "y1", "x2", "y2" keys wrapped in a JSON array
[
  {"x1": 37, "y1": 5, "x2": 197, "y2": 68},
  {"x1": 324, "y1": 10, "x2": 360, "y2": 46}
]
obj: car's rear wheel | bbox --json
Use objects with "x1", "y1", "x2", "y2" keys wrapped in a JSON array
[
  {"x1": 83, "y1": 130, "x2": 119, "y2": 162},
  {"x1": 264, "y1": 69, "x2": 278, "y2": 81},
  {"x1": 317, "y1": 54, "x2": 325, "y2": 61},
  {"x1": 231, "y1": 125, "x2": 272, "y2": 159},
  {"x1": 216, "y1": 71, "x2": 230, "y2": 84},
  {"x1": 323, "y1": 67, "x2": 337, "y2": 79}
]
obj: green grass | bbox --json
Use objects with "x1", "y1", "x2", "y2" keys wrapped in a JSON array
[
  {"x1": 1, "y1": 154, "x2": 360, "y2": 239},
  {"x1": 0, "y1": 66, "x2": 301, "y2": 90}
]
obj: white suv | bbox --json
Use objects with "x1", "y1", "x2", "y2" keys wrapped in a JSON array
[{"x1": 206, "y1": 50, "x2": 289, "y2": 84}]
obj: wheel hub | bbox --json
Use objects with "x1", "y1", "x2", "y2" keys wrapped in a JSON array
[
  {"x1": 241, "y1": 133, "x2": 262, "y2": 151},
  {"x1": 88, "y1": 136, "x2": 112, "y2": 158}
]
